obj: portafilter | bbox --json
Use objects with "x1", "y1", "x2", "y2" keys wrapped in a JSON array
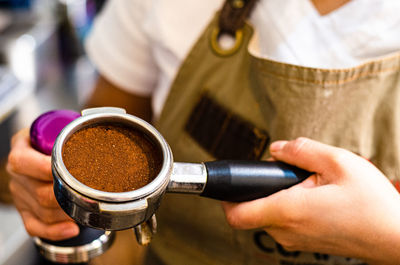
[{"x1": 51, "y1": 107, "x2": 311, "y2": 235}]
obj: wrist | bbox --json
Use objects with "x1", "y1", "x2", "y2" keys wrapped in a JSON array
[{"x1": 362, "y1": 210, "x2": 400, "y2": 264}]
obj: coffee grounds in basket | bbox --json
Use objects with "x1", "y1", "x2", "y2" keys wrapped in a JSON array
[{"x1": 62, "y1": 124, "x2": 162, "y2": 192}]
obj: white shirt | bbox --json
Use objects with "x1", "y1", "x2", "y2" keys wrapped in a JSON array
[{"x1": 85, "y1": 0, "x2": 400, "y2": 118}]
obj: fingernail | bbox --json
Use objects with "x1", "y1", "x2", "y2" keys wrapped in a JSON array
[
  {"x1": 270, "y1": 141, "x2": 287, "y2": 152},
  {"x1": 61, "y1": 225, "x2": 80, "y2": 237}
]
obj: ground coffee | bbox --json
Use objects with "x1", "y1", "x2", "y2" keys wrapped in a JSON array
[{"x1": 62, "y1": 123, "x2": 162, "y2": 192}]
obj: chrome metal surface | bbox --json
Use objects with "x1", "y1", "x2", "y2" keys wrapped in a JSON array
[
  {"x1": 81, "y1": 107, "x2": 126, "y2": 116},
  {"x1": 167, "y1": 163, "x2": 207, "y2": 193},
  {"x1": 53, "y1": 107, "x2": 173, "y2": 202},
  {"x1": 51, "y1": 107, "x2": 173, "y2": 230},
  {"x1": 134, "y1": 214, "x2": 157, "y2": 246},
  {"x1": 33, "y1": 231, "x2": 115, "y2": 264}
]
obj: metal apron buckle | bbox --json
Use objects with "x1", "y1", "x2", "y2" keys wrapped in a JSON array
[{"x1": 210, "y1": 27, "x2": 244, "y2": 56}]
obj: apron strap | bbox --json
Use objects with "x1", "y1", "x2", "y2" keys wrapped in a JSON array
[{"x1": 219, "y1": 0, "x2": 259, "y2": 35}]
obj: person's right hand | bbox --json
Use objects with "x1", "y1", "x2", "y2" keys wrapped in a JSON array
[
  {"x1": 222, "y1": 137, "x2": 400, "y2": 265},
  {"x1": 7, "y1": 128, "x2": 80, "y2": 241}
]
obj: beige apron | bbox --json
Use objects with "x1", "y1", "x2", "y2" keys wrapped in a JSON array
[{"x1": 149, "y1": 4, "x2": 400, "y2": 265}]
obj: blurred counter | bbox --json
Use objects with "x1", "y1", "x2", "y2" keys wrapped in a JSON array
[{"x1": 0, "y1": 203, "x2": 36, "y2": 265}]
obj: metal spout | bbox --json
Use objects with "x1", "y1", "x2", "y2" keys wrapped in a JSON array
[{"x1": 134, "y1": 214, "x2": 157, "y2": 245}]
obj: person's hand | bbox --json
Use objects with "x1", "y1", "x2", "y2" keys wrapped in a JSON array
[
  {"x1": 222, "y1": 137, "x2": 400, "y2": 265},
  {"x1": 7, "y1": 128, "x2": 79, "y2": 241}
]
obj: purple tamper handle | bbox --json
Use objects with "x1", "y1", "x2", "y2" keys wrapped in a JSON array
[
  {"x1": 30, "y1": 110, "x2": 106, "y2": 258},
  {"x1": 30, "y1": 109, "x2": 81, "y2": 155}
]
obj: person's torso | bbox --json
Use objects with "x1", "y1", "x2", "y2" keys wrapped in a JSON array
[
  {"x1": 139, "y1": 0, "x2": 400, "y2": 118},
  {"x1": 144, "y1": 1, "x2": 400, "y2": 265}
]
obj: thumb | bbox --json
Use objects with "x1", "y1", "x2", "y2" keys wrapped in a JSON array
[{"x1": 269, "y1": 137, "x2": 349, "y2": 176}]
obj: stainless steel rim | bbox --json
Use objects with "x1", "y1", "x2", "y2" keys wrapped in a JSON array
[
  {"x1": 52, "y1": 110, "x2": 173, "y2": 203},
  {"x1": 33, "y1": 231, "x2": 115, "y2": 264}
]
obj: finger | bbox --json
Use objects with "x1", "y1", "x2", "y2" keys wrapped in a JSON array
[
  {"x1": 10, "y1": 181, "x2": 72, "y2": 224},
  {"x1": 10, "y1": 128, "x2": 30, "y2": 148},
  {"x1": 222, "y1": 199, "x2": 271, "y2": 229},
  {"x1": 10, "y1": 180, "x2": 73, "y2": 224},
  {"x1": 269, "y1": 137, "x2": 351, "y2": 175},
  {"x1": 13, "y1": 191, "x2": 73, "y2": 224},
  {"x1": 7, "y1": 139, "x2": 52, "y2": 181},
  {"x1": 9, "y1": 171, "x2": 59, "y2": 208},
  {"x1": 20, "y1": 211, "x2": 79, "y2": 241},
  {"x1": 222, "y1": 190, "x2": 292, "y2": 229},
  {"x1": 297, "y1": 174, "x2": 319, "y2": 188}
]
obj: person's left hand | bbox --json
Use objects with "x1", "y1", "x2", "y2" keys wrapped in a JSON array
[
  {"x1": 7, "y1": 128, "x2": 79, "y2": 240},
  {"x1": 222, "y1": 137, "x2": 400, "y2": 265}
]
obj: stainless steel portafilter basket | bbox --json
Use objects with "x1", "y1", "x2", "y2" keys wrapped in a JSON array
[
  {"x1": 52, "y1": 107, "x2": 173, "y2": 232},
  {"x1": 52, "y1": 107, "x2": 311, "y2": 240}
]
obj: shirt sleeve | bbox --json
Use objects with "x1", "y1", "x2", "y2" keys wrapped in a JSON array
[{"x1": 85, "y1": 0, "x2": 158, "y2": 96}]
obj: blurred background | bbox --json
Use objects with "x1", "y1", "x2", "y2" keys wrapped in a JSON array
[{"x1": 0, "y1": 0, "x2": 104, "y2": 263}]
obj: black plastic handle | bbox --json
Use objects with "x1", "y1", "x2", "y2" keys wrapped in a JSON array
[{"x1": 202, "y1": 160, "x2": 312, "y2": 202}]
